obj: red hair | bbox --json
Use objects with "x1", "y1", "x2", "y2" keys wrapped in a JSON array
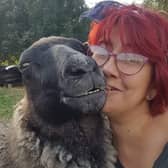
[{"x1": 88, "y1": 5, "x2": 168, "y2": 115}]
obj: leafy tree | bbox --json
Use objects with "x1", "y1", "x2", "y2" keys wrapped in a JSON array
[
  {"x1": 0, "y1": 0, "x2": 89, "y2": 64},
  {"x1": 144, "y1": 0, "x2": 168, "y2": 12}
]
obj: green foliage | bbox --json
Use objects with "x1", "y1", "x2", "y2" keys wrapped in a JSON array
[
  {"x1": 0, "y1": 0, "x2": 89, "y2": 63},
  {"x1": 0, "y1": 53, "x2": 19, "y2": 65},
  {"x1": 0, "y1": 55, "x2": 19, "y2": 65},
  {"x1": 144, "y1": 0, "x2": 168, "y2": 12},
  {"x1": 0, "y1": 87, "x2": 24, "y2": 119}
]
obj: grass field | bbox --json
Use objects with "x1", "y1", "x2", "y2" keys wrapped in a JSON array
[{"x1": 0, "y1": 87, "x2": 24, "y2": 119}]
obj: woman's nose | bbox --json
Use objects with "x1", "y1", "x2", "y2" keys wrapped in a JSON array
[{"x1": 101, "y1": 57, "x2": 120, "y2": 78}]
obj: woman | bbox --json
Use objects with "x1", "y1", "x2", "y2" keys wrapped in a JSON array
[{"x1": 82, "y1": 1, "x2": 168, "y2": 168}]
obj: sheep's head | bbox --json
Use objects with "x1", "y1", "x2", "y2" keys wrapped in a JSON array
[{"x1": 19, "y1": 36, "x2": 106, "y2": 125}]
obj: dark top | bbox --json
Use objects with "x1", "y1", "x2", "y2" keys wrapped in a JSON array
[{"x1": 115, "y1": 144, "x2": 168, "y2": 168}]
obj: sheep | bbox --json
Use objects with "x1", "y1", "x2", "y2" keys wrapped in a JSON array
[{"x1": 0, "y1": 36, "x2": 116, "y2": 168}]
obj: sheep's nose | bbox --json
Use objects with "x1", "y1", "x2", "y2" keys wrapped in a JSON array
[
  {"x1": 66, "y1": 59, "x2": 98, "y2": 77},
  {"x1": 72, "y1": 68, "x2": 87, "y2": 76},
  {"x1": 68, "y1": 65, "x2": 92, "y2": 77}
]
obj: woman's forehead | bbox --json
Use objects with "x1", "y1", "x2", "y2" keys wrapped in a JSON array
[{"x1": 101, "y1": 28, "x2": 128, "y2": 53}]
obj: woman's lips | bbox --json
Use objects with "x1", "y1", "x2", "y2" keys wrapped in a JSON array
[{"x1": 105, "y1": 85, "x2": 123, "y2": 92}]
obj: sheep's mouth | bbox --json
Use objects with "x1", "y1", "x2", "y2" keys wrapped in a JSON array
[
  {"x1": 76, "y1": 88, "x2": 104, "y2": 97},
  {"x1": 64, "y1": 87, "x2": 105, "y2": 98}
]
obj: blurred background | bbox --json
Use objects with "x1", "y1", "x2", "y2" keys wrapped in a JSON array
[{"x1": 0, "y1": 0, "x2": 167, "y2": 65}]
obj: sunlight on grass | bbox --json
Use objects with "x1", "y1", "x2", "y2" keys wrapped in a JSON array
[{"x1": 0, "y1": 87, "x2": 24, "y2": 120}]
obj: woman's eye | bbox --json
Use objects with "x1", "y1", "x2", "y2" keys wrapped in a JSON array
[
  {"x1": 93, "y1": 54, "x2": 108, "y2": 59},
  {"x1": 117, "y1": 53, "x2": 144, "y2": 65}
]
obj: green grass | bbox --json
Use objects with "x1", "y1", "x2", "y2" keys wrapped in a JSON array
[{"x1": 0, "y1": 87, "x2": 24, "y2": 120}]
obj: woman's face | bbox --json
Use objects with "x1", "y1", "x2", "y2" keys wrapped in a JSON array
[{"x1": 92, "y1": 28, "x2": 155, "y2": 118}]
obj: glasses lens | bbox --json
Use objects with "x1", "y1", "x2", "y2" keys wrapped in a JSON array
[
  {"x1": 90, "y1": 45, "x2": 110, "y2": 66},
  {"x1": 116, "y1": 53, "x2": 148, "y2": 75}
]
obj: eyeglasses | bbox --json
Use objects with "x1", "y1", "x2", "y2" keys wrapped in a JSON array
[{"x1": 89, "y1": 45, "x2": 148, "y2": 75}]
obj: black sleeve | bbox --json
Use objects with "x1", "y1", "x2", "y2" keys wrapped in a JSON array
[
  {"x1": 153, "y1": 144, "x2": 168, "y2": 168},
  {"x1": 115, "y1": 159, "x2": 125, "y2": 168}
]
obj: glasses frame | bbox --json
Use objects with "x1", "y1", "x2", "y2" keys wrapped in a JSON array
[{"x1": 89, "y1": 45, "x2": 149, "y2": 76}]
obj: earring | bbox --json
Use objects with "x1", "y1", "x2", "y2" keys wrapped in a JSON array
[
  {"x1": 146, "y1": 88, "x2": 157, "y2": 101},
  {"x1": 146, "y1": 92, "x2": 157, "y2": 100},
  {"x1": 146, "y1": 95, "x2": 154, "y2": 101}
]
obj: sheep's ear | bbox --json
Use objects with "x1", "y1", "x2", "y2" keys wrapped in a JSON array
[
  {"x1": 5, "y1": 65, "x2": 21, "y2": 76},
  {"x1": 18, "y1": 62, "x2": 30, "y2": 73},
  {"x1": 0, "y1": 65, "x2": 22, "y2": 86}
]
